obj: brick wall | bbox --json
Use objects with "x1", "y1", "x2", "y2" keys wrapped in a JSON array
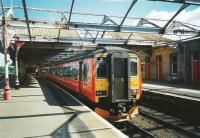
[{"x1": 178, "y1": 40, "x2": 200, "y2": 82}]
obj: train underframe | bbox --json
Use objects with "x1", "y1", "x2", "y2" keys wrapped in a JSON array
[{"x1": 96, "y1": 97, "x2": 139, "y2": 116}]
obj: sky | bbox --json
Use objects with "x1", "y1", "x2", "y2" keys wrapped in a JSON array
[{"x1": 0, "y1": 0, "x2": 200, "y2": 66}]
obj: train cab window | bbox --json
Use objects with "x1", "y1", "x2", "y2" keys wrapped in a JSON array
[
  {"x1": 83, "y1": 63, "x2": 89, "y2": 82},
  {"x1": 130, "y1": 58, "x2": 138, "y2": 76},
  {"x1": 96, "y1": 57, "x2": 107, "y2": 78}
]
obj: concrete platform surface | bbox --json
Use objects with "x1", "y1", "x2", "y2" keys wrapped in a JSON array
[
  {"x1": 143, "y1": 82, "x2": 200, "y2": 101},
  {"x1": 0, "y1": 75, "x2": 126, "y2": 138}
]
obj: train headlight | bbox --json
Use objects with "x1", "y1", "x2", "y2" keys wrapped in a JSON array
[
  {"x1": 130, "y1": 89, "x2": 139, "y2": 95},
  {"x1": 96, "y1": 91, "x2": 107, "y2": 96}
]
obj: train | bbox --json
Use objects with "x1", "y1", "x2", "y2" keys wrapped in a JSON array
[{"x1": 39, "y1": 46, "x2": 142, "y2": 116}]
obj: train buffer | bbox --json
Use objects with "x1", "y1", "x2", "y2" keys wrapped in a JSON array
[{"x1": 0, "y1": 74, "x2": 127, "y2": 138}]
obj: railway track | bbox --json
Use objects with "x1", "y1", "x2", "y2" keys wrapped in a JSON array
[
  {"x1": 139, "y1": 107, "x2": 200, "y2": 138},
  {"x1": 111, "y1": 119, "x2": 157, "y2": 138},
  {"x1": 45, "y1": 79, "x2": 157, "y2": 137},
  {"x1": 41, "y1": 79, "x2": 199, "y2": 138}
]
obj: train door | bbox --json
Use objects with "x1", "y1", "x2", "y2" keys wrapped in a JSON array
[
  {"x1": 79, "y1": 61, "x2": 84, "y2": 93},
  {"x1": 191, "y1": 53, "x2": 199, "y2": 82},
  {"x1": 146, "y1": 57, "x2": 151, "y2": 80},
  {"x1": 109, "y1": 53, "x2": 130, "y2": 103},
  {"x1": 156, "y1": 55, "x2": 162, "y2": 80}
]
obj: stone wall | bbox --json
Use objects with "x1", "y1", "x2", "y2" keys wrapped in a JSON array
[{"x1": 150, "y1": 47, "x2": 176, "y2": 81}]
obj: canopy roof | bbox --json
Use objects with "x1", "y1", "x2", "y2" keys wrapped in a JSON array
[{"x1": 0, "y1": 0, "x2": 199, "y2": 65}]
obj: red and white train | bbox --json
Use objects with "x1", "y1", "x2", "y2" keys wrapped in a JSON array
[{"x1": 39, "y1": 47, "x2": 142, "y2": 115}]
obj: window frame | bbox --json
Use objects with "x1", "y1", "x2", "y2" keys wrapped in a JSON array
[
  {"x1": 96, "y1": 57, "x2": 108, "y2": 79},
  {"x1": 130, "y1": 57, "x2": 138, "y2": 76}
]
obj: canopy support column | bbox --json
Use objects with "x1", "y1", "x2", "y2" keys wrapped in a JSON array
[
  {"x1": 4, "y1": 46, "x2": 11, "y2": 100},
  {"x1": 14, "y1": 41, "x2": 24, "y2": 89},
  {"x1": 1, "y1": 0, "x2": 11, "y2": 100}
]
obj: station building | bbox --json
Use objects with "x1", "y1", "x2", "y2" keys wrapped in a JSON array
[{"x1": 140, "y1": 38, "x2": 200, "y2": 83}]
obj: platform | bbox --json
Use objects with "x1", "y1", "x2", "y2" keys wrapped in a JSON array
[
  {"x1": 0, "y1": 75, "x2": 126, "y2": 138},
  {"x1": 143, "y1": 81, "x2": 200, "y2": 101}
]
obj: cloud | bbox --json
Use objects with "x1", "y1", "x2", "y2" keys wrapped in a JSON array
[{"x1": 146, "y1": 7, "x2": 200, "y2": 26}]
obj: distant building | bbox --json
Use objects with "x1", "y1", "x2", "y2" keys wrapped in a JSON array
[{"x1": 139, "y1": 38, "x2": 200, "y2": 83}]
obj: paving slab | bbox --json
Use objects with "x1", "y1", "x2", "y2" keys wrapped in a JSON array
[
  {"x1": 0, "y1": 75, "x2": 126, "y2": 138},
  {"x1": 143, "y1": 82, "x2": 200, "y2": 101}
]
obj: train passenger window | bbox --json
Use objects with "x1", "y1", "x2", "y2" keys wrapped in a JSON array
[
  {"x1": 71, "y1": 65, "x2": 78, "y2": 80},
  {"x1": 60, "y1": 67, "x2": 64, "y2": 76},
  {"x1": 55, "y1": 67, "x2": 59, "y2": 75},
  {"x1": 58, "y1": 67, "x2": 62, "y2": 76},
  {"x1": 83, "y1": 63, "x2": 89, "y2": 82},
  {"x1": 130, "y1": 58, "x2": 138, "y2": 76},
  {"x1": 96, "y1": 57, "x2": 107, "y2": 78},
  {"x1": 53, "y1": 67, "x2": 56, "y2": 75},
  {"x1": 63, "y1": 67, "x2": 67, "y2": 76},
  {"x1": 51, "y1": 68, "x2": 54, "y2": 74},
  {"x1": 66, "y1": 67, "x2": 70, "y2": 77}
]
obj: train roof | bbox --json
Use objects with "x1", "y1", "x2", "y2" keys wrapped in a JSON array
[
  {"x1": 55, "y1": 46, "x2": 136, "y2": 65},
  {"x1": 98, "y1": 46, "x2": 131, "y2": 52}
]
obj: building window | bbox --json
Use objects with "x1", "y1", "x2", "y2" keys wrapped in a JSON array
[
  {"x1": 171, "y1": 55, "x2": 177, "y2": 75},
  {"x1": 157, "y1": 56, "x2": 162, "y2": 63}
]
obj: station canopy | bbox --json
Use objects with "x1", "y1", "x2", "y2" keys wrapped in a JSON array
[{"x1": 0, "y1": 0, "x2": 200, "y2": 65}]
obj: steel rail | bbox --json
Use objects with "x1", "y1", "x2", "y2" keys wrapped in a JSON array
[
  {"x1": 112, "y1": 120, "x2": 157, "y2": 138},
  {"x1": 126, "y1": 120, "x2": 158, "y2": 138},
  {"x1": 139, "y1": 109, "x2": 200, "y2": 138}
]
